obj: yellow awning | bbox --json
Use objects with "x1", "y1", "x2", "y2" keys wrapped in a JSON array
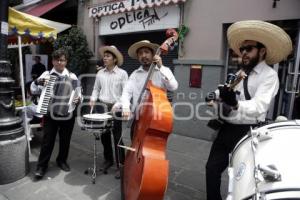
[{"x1": 8, "y1": 7, "x2": 57, "y2": 39}]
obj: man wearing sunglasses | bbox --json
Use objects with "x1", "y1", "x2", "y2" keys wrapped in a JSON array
[{"x1": 205, "y1": 20, "x2": 292, "y2": 200}]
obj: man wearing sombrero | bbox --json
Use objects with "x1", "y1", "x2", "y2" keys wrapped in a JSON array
[
  {"x1": 90, "y1": 45, "x2": 128, "y2": 179},
  {"x1": 205, "y1": 20, "x2": 292, "y2": 200},
  {"x1": 120, "y1": 40, "x2": 178, "y2": 132}
]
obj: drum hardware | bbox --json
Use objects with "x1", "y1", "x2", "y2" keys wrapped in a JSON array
[
  {"x1": 249, "y1": 128, "x2": 273, "y2": 142},
  {"x1": 252, "y1": 129, "x2": 281, "y2": 200},
  {"x1": 250, "y1": 127, "x2": 263, "y2": 198},
  {"x1": 82, "y1": 113, "x2": 114, "y2": 184},
  {"x1": 254, "y1": 192, "x2": 266, "y2": 200},
  {"x1": 258, "y1": 164, "x2": 281, "y2": 182},
  {"x1": 226, "y1": 167, "x2": 234, "y2": 200},
  {"x1": 84, "y1": 132, "x2": 101, "y2": 184},
  {"x1": 256, "y1": 132, "x2": 272, "y2": 142},
  {"x1": 228, "y1": 121, "x2": 300, "y2": 200}
]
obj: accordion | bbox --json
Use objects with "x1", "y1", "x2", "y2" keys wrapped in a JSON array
[{"x1": 36, "y1": 74, "x2": 80, "y2": 116}]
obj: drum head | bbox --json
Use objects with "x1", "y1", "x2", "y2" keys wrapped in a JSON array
[
  {"x1": 228, "y1": 120, "x2": 300, "y2": 200},
  {"x1": 83, "y1": 113, "x2": 112, "y2": 122}
]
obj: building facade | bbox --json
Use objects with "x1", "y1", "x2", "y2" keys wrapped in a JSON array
[{"x1": 78, "y1": 0, "x2": 300, "y2": 140}]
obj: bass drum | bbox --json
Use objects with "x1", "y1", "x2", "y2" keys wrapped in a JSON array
[{"x1": 228, "y1": 120, "x2": 300, "y2": 200}]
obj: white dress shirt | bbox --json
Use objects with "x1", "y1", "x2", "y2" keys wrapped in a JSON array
[
  {"x1": 120, "y1": 65, "x2": 178, "y2": 110},
  {"x1": 90, "y1": 66, "x2": 128, "y2": 104},
  {"x1": 222, "y1": 61, "x2": 279, "y2": 124}
]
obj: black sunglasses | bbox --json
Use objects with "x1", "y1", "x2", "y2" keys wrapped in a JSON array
[{"x1": 239, "y1": 45, "x2": 258, "y2": 53}]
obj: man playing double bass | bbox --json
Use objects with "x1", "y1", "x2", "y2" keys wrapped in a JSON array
[
  {"x1": 205, "y1": 20, "x2": 292, "y2": 200},
  {"x1": 119, "y1": 40, "x2": 178, "y2": 128},
  {"x1": 116, "y1": 39, "x2": 179, "y2": 200}
]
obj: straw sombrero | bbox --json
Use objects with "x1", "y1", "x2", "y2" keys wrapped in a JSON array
[
  {"x1": 99, "y1": 45, "x2": 123, "y2": 66},
  {"x1": 128, "y1": 40, "x2": 160, "y2": 59},
  {"x1": 227, "y1": 20, "x2": 292, "y2": 65}
]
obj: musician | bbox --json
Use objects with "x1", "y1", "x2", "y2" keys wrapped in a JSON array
[
  {"x1": 119, "y1": 40, "x2": 178, "y2": 124},
  {"x1": 31, "y1": 49, "x2": 82, "y2": 180},
  {"x1": 89, "y1": 46, "x2": 128, "y2": 179},
  {"x1": 205, "y1": 20, "x2": 292, "y2": 200}
]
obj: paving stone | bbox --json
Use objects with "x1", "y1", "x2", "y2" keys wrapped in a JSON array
[
  {"x1": 174, "y1": 169, "x2": 204, "y2": 192},
  {"x1": 0, "y1": 119, "x2": 231, "y2": 200},
  {"x1": 0, "y1": 194, "x2": 8, "y2": 200},
  {"x1": 167, "y1": 181, "x2": 204, "y2": 199},
  {"x1": 168, "y1": 164, "x2": 184, "y2": 182}
]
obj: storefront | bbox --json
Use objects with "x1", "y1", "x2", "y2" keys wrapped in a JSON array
[
  {"x1": 87, "y1": 0, "x2": 186, "y2": 74},
  {"x1": 79, "y1": 0, "x2": 300, "y2": 140}
]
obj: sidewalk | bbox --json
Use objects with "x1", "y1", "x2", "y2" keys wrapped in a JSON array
[{"x1": 0, "y1": 120, "x2": 228, "y2": 200}]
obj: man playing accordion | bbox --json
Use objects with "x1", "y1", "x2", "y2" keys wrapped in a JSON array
[{"x1": 31, "y1": 49, "x2": 82, "y2": 180}]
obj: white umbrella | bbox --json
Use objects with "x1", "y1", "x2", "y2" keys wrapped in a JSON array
[{"x1": 8, "y1": 7, "x2": 71, "y2": 154}]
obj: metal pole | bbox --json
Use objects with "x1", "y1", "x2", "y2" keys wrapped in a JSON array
[
  {"x1": 18, "y1": 35, "x2": 32, "y2": 155},
  {"x1": 0, "y1": 0, "x2": 29, "y2": 184},
  {"x1": 0, "y1": 0, "x2": 9, "y2": 61},
  {"x1": 288, "y1": 30, "x2": 300, "y2": 119}
]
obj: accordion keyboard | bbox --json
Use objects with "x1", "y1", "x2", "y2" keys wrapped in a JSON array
[{"x1": 36, "y1": 75, "x2": 57, "y2": 115}]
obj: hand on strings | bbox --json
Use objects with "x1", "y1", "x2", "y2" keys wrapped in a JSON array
[
  {"x1": 153, "y1": 55, "x2": 163, "y2": 68},
  {"x1": 219, "y1": 85, "x2": 238, "y2": 107}
]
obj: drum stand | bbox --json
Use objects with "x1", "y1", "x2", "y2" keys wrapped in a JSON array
[
  {"x1": 84, "y1": 125, "x2": 113, "y2": 184},
  {"x1": 84, "y1": 131, "x2": 101, "y2": 184}
]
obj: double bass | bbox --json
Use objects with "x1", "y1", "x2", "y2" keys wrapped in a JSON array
[{"x1": 122, "y1": 29, "x2": 179, "y2": 200}]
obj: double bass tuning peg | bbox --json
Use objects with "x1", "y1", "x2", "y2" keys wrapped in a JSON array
[{"x1": 166, "y1": 28, "x2": 177, "y2": 37}]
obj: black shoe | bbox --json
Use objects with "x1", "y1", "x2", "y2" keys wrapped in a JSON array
[
  {"x1": 100, "y1": 160, "x2": 113, "y2": 172},
  {"x1": 115, "y1": 170, "x2": 120, "y2": 179},
  {"x1": 56, "y1": 161, "x2": 70, "y2": 172},
  {"x1": 34, "y1": 167, "x2": 46, "y2": 180}
]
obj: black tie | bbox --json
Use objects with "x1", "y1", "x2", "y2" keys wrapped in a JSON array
[{"x1": 243, "y1": 74, "x2": 251, "y2": 100}]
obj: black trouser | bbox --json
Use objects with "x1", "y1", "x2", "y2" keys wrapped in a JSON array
[
  {"x1": 205, "y1": 122, "x2": 252, "y2": 200},
  {"x1": 96, "y1": 103, "x2": 125, "y2": 166},
  {"x1": 37, "y1": 114, "x2": 75, "y2": 169}
]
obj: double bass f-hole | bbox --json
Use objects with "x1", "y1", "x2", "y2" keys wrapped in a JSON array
[{"x1": 136, "y1": 141, "x2": 142, "y2": 164}]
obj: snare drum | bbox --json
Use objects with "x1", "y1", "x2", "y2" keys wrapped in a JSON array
[
  {"x1": 228, "y1": 120, "x2": 300, "y2": 200},
  {"x1": 82, "y1": 113, "x2": 113, "y2": 130}
]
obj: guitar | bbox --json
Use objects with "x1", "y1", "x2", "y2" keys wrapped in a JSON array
[{"x1": 206, "y1": 70, "x2": 247, "y2": 130}]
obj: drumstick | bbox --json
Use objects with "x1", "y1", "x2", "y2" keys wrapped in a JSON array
[{"x1": 90, "y1": 106, "x2": 94, "y2": 114}]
